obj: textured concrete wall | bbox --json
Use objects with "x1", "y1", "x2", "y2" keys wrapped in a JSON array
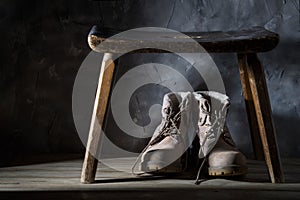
[{"x1": 0, "y1": 0, "x2": 299, "y2": 165}]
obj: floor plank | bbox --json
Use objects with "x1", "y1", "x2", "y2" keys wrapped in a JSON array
[{"x1": 0, "y1": 158, "x2": 299, "y2": 199}]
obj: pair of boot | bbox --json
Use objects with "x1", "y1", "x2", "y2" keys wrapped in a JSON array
[{"x1": 136, "y1": 91, "x2": 247, "y2": 178}]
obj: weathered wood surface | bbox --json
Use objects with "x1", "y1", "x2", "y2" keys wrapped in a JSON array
[
  {"x1": 81, "y1": 53, "x2": 115, "y2": 184},
  {"x1": 1, "y1": 159, "x2": 300, "y2": 188},
  {"x1": 245, "y1": 53, "x2": 284, "y2": 183},
  {"x1": 237, "y1": 53, "x2": 264, "y2": 161},
  {"x1": 0, "y1": 158, "x2": 299, "y2": 199},
  {"x1": 88, "y1": 26, "x2": 279, "y2": 53}
]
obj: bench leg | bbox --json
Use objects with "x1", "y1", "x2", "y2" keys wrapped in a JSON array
[
  {"x1": 81, "y1": 53, "x2": 115, "y2": 183},
  {"x1": 241, "y1": 53, "x2": 284, "y2": 183},
  {"x1": 238, "y1": 53, "x2": 264, "y2": 161}
]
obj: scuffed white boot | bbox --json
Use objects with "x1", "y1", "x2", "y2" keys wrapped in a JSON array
[
  {"x1": 137, "y1": 92, "x2": 199, "y2": 174},
  {"x1": 195, "y1": 91, "x2": 247, "y2": 177}
]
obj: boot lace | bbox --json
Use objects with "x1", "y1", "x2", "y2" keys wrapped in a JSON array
[{"x1": 195, "y1": 99, "x2": 211, "y2": 184}]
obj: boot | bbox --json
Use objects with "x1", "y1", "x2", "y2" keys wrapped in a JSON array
[
  {"x1": 138, "y1": 92, "x2": 199, "y2": 174},
  {"x1": 195, "y1": 91, "x2": 247, "y2": 177}
]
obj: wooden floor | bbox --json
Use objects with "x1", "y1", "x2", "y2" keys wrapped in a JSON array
[{"x1": 0, "y1": 158, "x2": 299, "y2": 200}]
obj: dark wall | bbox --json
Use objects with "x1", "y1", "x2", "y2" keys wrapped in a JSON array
[
  {"x1": 0, "y1": 0, "x2": 98, "y2": 163},
  {"x1": 0, "y1": 0, "x2": 299, "y2": 165}
]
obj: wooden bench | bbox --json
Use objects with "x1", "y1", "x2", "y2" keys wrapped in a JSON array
[{"x1": 81, "y1": 25, "x2": 284, "y2": 184}]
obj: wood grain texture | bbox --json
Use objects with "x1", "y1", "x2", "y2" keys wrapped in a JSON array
[
  {"x1": 81, "y1": 53, "x2": 115, "y2": 184},
  {"x1": 0, "y1": 159, "x2": 299, "y2": 190},
  {"x1": 88, "y1": 26, "x2": 279, "y2": 53},
  {"x1": 245, "y1": 53, "x2": 284, "y2": 183},
  {"x1": 237, "y1": 53, "x2": 264, "y2": 160}
]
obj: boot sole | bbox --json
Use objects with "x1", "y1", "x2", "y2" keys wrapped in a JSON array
[
  {"x1": 140, "y1": 159, "x2": 183, "y2": 174},
  {"x1": 208, "y1": 165, "x2": 248, "y2": 176}
]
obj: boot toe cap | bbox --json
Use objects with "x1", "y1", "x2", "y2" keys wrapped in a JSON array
[{"x1": 208, "y1": 150, "x2": 247, "y2": 167}]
